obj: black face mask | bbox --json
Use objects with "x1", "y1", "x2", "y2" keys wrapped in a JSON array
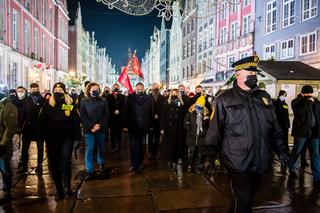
[
  {"x1": 31, "y1": 91, "x2": 40, "y2": 96},
  {"x1": 54, "y1": 92, "x2": 64, "y2": 101},
  {"x1": 171, "y1": 95, "x2": 178, "y2": 100},
  {"x1": 153, "y1": 89, "x2": 159, "y2": 93},
  {"x1": 245, "y1": 75, "x2": 258, "y2": 89}
]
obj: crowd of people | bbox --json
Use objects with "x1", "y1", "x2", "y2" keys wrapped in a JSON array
[{"x1": 0, "y1": 55, "x2": 320, "y2": 212}]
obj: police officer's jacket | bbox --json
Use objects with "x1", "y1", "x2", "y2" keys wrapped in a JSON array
[{"x1": 205, "y1": 82, "x2": 287, "y2": 174}]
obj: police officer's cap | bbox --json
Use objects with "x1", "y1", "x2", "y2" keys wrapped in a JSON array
[{"x1": 232, "y1": 56, "x2": 261, "y2": 72}]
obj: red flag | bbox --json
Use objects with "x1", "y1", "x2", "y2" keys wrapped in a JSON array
[
  {"x1": 118, "y1": 67, "x2": 133, "y2": 94},
  {"x1": 132, "y1": 54, "x2": 144, "y2": 80}
]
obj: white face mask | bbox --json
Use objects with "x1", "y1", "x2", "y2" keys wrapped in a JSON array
[
  {"x1": 279, "y1": 96, "x2": 286, "y2": 101},
  {"x1": 313, "y1": 92, "x2": 319, "y2": 98},
  {"x1": 17, "y1": 92, "x2": 26, "y2": 100}
]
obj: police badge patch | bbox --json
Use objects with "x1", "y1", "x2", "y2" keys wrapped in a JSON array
[{"x1": 262, "y1": 97, "x2": 269, "y2": 105}]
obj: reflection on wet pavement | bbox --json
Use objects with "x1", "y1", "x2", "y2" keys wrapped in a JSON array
[{"x1": 0, "y1": 135, "x2": 319, "y2": 212}]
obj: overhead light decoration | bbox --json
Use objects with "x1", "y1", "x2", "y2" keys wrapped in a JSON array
[{"x1": 96, "y1": 0, "x2": 180, "y2": 20}]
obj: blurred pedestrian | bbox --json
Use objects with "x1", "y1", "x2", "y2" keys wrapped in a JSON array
[
  {"x1": 123, "y1": 83, "x2": 153, "y2": 172},
  {"x1": 161, "y1": 89, "x2": 185, "y2": 176},
  {"x1": 0, "y1": 92, "x2": 18, "y2": 200},
  {"x1": 80, "y1": 83, "x2": 109, "y2": 179},
  {"x1": 38, "y1": 82, "x2": 81, "y2": 200}
]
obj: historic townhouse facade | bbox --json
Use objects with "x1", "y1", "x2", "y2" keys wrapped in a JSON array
[
  {"x1": 169, "y1": 1, "x2": 183, "y2": 88},
  {"x1": 254, "y1": 0, "x2": 320, "y2": 69},
  {"x1": 0, "y1": 0, "x2": 69, "y2": 90}
]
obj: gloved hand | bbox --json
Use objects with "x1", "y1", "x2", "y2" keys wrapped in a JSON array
[
  {"x1": 73, "y1": 141, "x2": 82, "y2": 160},
  {"x1": 279, "y1": 151, "x2": 290, "y2": 167}
]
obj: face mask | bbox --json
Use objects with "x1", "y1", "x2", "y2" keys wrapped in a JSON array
[
  {"x1": 17, "y1": 92, "x2": 26, "y2": 100},
  {"x1": 171, "y1": 95, "x2": 178, "y2": 100},
  {"x1": 8, "y1": 95, "x2": 17, "y2": 101},
  {"x1": 279, "y1": 96, "x2": 286, "y2": 102},
  {"x1": 195, "y1": 104, "x2": 202, "y2": 111},
  {"x1": 136, "y1": 91, "x2": 144, "y2": 96},
  {"x1": 313, "y1": 92, "x2": 318, "y2": 98},
  {"x1": 244, "y1": 75, "x2": 258, "y2": 89},
  {"x1": 153, "y1": 88, "x2": 159, "y2": 93},
  {"x1": 180, "y1": 91, "x2": 185, "y2": 96},
  {"x1": 196, "y1": 92, "x2": 201, "y2": 96},
  {"x1": 54, "y1": 92, "x2": 64, "y2": 100},
  {"x1": 91, "y1": 90, "x2": 100, "y2": 97},
  {"x1": 31, "y1": 91, "x2": 40, "y2": 96}
]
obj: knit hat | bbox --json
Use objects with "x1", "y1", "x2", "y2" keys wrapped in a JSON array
[
  {"x1": 196, "y1": 96, "x2": 206, "y2": 107},
  {"x1": 301, "y1": 85, "x2": 313, "y2": 94},
  {"x1": 53, "y1": 82, "x2": 66, "y2": 93}
]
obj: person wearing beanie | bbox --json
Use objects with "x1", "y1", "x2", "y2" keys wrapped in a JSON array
[
  {"x1": 273, "y1": 90, "x2": 290, "y2": 174},
  {"x1": 18, "y1": 83, "x2": 45, "y2": 175},
  {"x1": 289, "y1": 85, "x2": 320, "y2": 188},
  {"x1": 38, "y1": 82, "x2": 81, "y2": 200},
  {"x1": 183, "y1": 95, "x2": 210, "y2": 174}
]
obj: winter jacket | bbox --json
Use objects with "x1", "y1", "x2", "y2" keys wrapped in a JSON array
[
  {"x1": 80, "y1": 96, "x2": 109, "y2": 134},
  {"x1": 107, "y1": 93, "x2": 125, "y2": 129},
  {"x1": 38, "y1": 95, "x2": 81, "y2": 143},
  {"x1": 123, "y1": 92, "x2": 153, "y2": 135},
  {"x1": 291, "y1": 95, "x2": 315, "y2": 138},
  {"x1": 273, "y1": 98, "x2": 290, "y2": 132},
  {"x1": 160, "y1": 99, "x2": 185, "y2": 143},
  {"x1": 150, "y1": 92, "x2": 165, "y2": 130},
  {"x1": 184, "y1": 104, "x2": 210, "y2": 146},
  {"x1": 0, "y1": 98, "x2": 18, "y2": 159},
  {"x1": 22, "y1": 94, "x2": 44, "y2": 141},
  {"x1": 204, "y1": 82, "x2": 287, "y2": 174}
]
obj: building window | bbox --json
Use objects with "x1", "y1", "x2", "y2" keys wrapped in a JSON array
[
  {"x1": 240, "y1": 52, "x2": 249, "y2": 59},
  {"x1": 264, "y1": 44, "x2": 276, "y2": 60},
  {"x1": 228, "y1": 56, "x2": 236, "y2": 69},
  {"x1": 220, "y1": 27, "x2": 227, "y2": 44},
  {"x1": 266, "y1": 1, "x2": 277, "y2": 34},
  {"x1": 24, "y1": 0, "x2": 30, "y2": 10},
  {"x1": 242, "y1": 15, "x2": 251, "y2": 35},
  {"x1": 42, "y1": 0, "x2": 46, "y2": 25},
  {"x1": 302, "y1": 0, "x2": 318, "y2": 21},
  {"x1": 283, "y1": 0, "x2": 295, "y2": 27},
  {"x1": 34, "y1": 28, "x2": 39, "y2": 58},
  {"x1": 231, "y1": 0, "x2": 239, "y2": 13},
  {"x1": 192, "y1": 38, "x2": 196, "y2": 56},
  {"x1": 42, "y1": 34, "x2": 46, "y2": 61},
  {"x1": 34, "y1": 0, "x2": 39, "y2": 19},
  {"x1": 300, "y1": 32, "x2": 317, "y2": 55},
  {"x1": 243, "y1": 0, "x2": 250, "y2": 7},
  {"x1": 24, "y1": 20, "x2": 30, "y2": 55},
  {"x1": 12, "y1": 62, "x2": 17, "y2": 88},
  {"x1": 231, "y1": 21, "x2": 238, "y2": 40},
  {"x1": 12, "y1": 10, "x2": 19, "y2": 49},
  {"x1": 183, "y1": 67, "x2": 185, "y2": 78},
  {"x1": 49, "y1": 40, "x2": 53, "y2": 65},
  {"x1": 0, "y1": 0, "x2": 4, "y2": 41},
  {"x1": 281, "y1": 38, "x2": 294, "y2": 59},
  {"x1": 191, "y1": 64, "x2": 194, "y2": 75},
  {"x1": 220, "y1": 1, "x2": 226, "y2": 20}
]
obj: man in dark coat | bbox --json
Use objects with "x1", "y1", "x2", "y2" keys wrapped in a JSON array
[
  {"x1": 148, "y1": 83, "x2": 165, "y2": 159},
  {"x1": 204, "y1": 56, "x2": 289, "y2": 213},
  {"x1": 123, "y1": 83, "x2": 153, "y2": 172},
  {"x1": 19, "y1": 83, "x2": 45, "y2": 174},
  {"x1": 107, "y1": 83, "x2": 125, "y2": 152},
  {"x1": 273, "y1": 90, "x2": 290, "y2": 173},
  {"x1": 289, "y1": 85, "x2": 320, "y2": 187},
  {"x1": 0, "y1": 93, "x2": 18, "y2": 200}
]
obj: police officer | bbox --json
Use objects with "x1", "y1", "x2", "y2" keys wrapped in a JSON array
[{"x1": 204, "y1": 56, "x2": 289, "y2": 213}]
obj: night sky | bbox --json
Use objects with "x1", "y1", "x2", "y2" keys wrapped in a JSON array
[{"x1": 67, "y1": 0, "x2": 165, "y2": 71}]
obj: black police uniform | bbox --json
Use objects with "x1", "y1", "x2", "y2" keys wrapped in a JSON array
[{"x1": 204, "y1": 56, "x2": 288, "y2": 213}]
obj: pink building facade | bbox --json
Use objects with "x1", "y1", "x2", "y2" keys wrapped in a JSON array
[
  {"x1": 0, "y1": 0, "x2": 69, "y2": 90},
  {"x1": 213, "y1": 0, "x2": 255, "y2": 86}
]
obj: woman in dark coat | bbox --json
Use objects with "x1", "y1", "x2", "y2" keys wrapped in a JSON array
[
  {"x1": 161, "y1": 89, "x2": 185, "y2": 175},
  {"x1": 184, "y1": 95, "x2": 210, "y2": 173},
  {"x1": 38, "y1": 82, "x2": 81, "y2": 200},
  {"x1": 80, "y1": 82, "x2": 109, "y2": 179}
]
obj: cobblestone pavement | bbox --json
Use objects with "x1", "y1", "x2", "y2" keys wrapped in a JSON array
[{"x1": 0, "y1": 134, "x2": 319, "y2": 212}]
